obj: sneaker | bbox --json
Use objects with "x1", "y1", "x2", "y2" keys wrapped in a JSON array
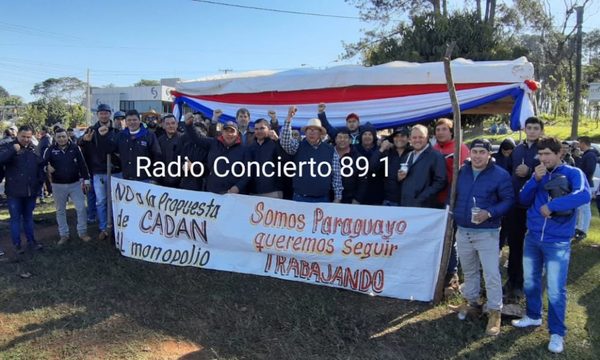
[
  {"x1": 87, "y1": 218, "x2": 97, "y2": 224},
  {"x1": 34, "y1": 243, "x2": 44, "y2": 252},
  {"x1": 548, "y1": 334, "x2": 564, "y2": 353},
  {"x1": 98, "y1": 230, "x2": 108, "y2": 240},
  {"x1": 486, "y1": 310, "x2": 502, "y2": 336},
  {"x1": 512, "y1": 315, "x2": 542, "y2": 328},
  {"x1": 0, "y1": 249, "x2": 5, "y2": 256},
  {"x1": 57, "y1": 236, "x2": 69, "y2": 245},
  {"x1": 573, "y1": 230, "x2": 586, "y2": 243},
  {"x1": 79, "y1": 234, "x2": 91, "y2": 242}
]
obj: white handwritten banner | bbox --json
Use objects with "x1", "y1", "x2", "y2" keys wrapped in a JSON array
[{"x1": 111, "y1": 177, "x2": 448, "y2": 301}]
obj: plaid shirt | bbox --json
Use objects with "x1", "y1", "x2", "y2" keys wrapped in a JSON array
[{"x1": 280, "y1": 120, "x2": 343, "y2": 200}]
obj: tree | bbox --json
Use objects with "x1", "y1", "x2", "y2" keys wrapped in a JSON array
[
  {"x1": 0, "y1": 86, "x2": 9, "y2": 98},
  {"x1": 343, "y1": 1, "x2": 523, "y2": 61},
  {"x1": 18, "y1": 100, "x2": 47, "y2": 130},
  {"x1": 134, "y1": 79, "x2": 160, "y2": 87},
  {"x1": 0, "y1": 95, "x2": 23, "y2": 107},
  {"x1": 355, "y1": 11, "x2": 527, "y2": 65},
  {"x1": 31, "y1": 77, "x2": 86, "y2": 104}
]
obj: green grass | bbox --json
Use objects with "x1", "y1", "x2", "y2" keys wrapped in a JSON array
[
  {"x1": 0, "y1": 201, "x2": 599, "y2": 359},
  {"x1": 466, "y1": 113, "x2": 600, "y2": 144}
]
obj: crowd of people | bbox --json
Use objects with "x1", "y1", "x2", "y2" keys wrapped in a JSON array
[{"x1": 0, "y1": 103, "x2": 598, "y2": 354}]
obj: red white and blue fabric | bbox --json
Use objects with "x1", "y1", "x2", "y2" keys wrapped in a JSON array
[{"x1": 173, "y1": 58, "x2": 536, "y2": 131}]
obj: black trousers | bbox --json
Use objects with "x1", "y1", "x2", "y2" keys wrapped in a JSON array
[{"x1": 505, "y1": 206, "x2": 528, "y2": 290}]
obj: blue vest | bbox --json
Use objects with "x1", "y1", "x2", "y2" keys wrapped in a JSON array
[{"x1": 292, "y1": 140, "x2": 334, "y2": 197}]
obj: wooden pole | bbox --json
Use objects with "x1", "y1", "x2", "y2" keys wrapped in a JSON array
[
  {"x1": 433, "y1": 42, "x2": 462, "y2": 304},
  {"x1": 106, "y1": 154, "x2": 113, "y2": 241}
]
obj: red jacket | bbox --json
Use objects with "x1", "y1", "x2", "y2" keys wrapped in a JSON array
[{"x1": 433, "y1": 139, "x2": 470, "y2": 204}]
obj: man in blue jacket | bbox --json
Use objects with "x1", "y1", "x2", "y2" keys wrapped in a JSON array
[
  {"x1": 109, "y1": 109, "x2": 162, "y2": 182},
  {"x1": 512, "y1": 137, "x2": 591, "y2": 354},
  {"x1": 0, "y1": 126, "x2": 45, "y2": 254},
  {"x1": 453, "y1": 139, "x2": 514, "y2": 336}
]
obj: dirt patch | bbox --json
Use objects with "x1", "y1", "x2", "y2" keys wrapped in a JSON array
[{"x1": 147, "y1": 339, "x2": 203, "y2": 359}]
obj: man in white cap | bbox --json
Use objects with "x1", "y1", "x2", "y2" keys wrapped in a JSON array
[{"x1": 280, "y1": 106, "x2": 343, "y2": 203}]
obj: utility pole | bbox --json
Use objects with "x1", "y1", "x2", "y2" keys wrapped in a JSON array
[
  {"x1": 571, "y1": 6, "x2": 584, "y2": 139},
  {"x1": 86, "y1": 68, "x2": 92, "y2": 125}
]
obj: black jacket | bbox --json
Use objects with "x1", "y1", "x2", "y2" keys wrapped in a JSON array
[
  {"x1": 353, "y1": 144, "x2": 385, "y2": 205},
  {"x1": 158, "y1": 132, "x2": 182, "y2": 187},
  {"x1": 336, "y1": 147, "x2": 360, "y2": 203},
  {"x1": 0, "y1": 140, "x2": 45, "y2": 197},
  {"x1": 110, "y1": 127, "x2": 162, "y2": 181},
  {"x1": 79, "y1": 121, "x2": 121, "y2": 174},
  {"x1": 374, "y1": 146, "x2": 412, "y2": 204},
  {"x1": 578, "y1": 147, "x2": 599, "y2": 187},
  {"x1": 176, "y1": 129, "x2": 209, "y2": 191},
  {"x1": 247, "y1": 137, "x2": 284, "y2": 194},
  {"x1": 43, "y1": 142, "x2": 90, "y2": 184},
  {"x1": 400, "y1": 145, "x2": 447, "y2": 208},
  {"x1": 186, "y1": 124, "x2": 249, "y2": 194}
]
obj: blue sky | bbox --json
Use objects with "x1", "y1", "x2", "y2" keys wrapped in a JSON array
[{"x1": 1, "y1": 0, "x2": 598, "y2": 102}]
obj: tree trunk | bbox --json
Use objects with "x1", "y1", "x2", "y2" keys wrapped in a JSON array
[
  {"x1": 489, "y1": 0, "x2": 496, "y2": 27},
  {"x1": 431, "y1": 0, "x2": 441, "y2": 16},
  {"x1": 442, "y1": 0, "x2": 447, "y2": 17},
  {"x1": 476, "y1": 0, "x2": 482, "y2": 21},
  {"x1": 484, "y1": 0, "x2": 490, "y2": 23}
]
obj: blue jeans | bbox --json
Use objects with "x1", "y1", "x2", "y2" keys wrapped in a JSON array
[
  {"x1": 7, "y1": 196, "x2": 37, "y2": 248},
  {"x1": 87, "y1": 175, "x2": 97, "y2": 222},
  {"x1": 523, "y1": 232, "x2": 571, "y2": 336},
  {"x1": 293, "y1": 193, "x2": 329, "y2": 203},
  {"x1": 93, "y1": 173, "x2": 121, "y2": 231}
]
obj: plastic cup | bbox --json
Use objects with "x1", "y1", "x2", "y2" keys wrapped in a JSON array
[
  {"x1": 471, "y1": 207, "x2": 481, "y2": 224},
  {"x1": 400, "y1": 163, "x2": 409, "y2": 173}
]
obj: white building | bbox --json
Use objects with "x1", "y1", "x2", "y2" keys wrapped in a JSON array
[{"x1": 90, "y1": 79, "x2": 178, "y2": 114}]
